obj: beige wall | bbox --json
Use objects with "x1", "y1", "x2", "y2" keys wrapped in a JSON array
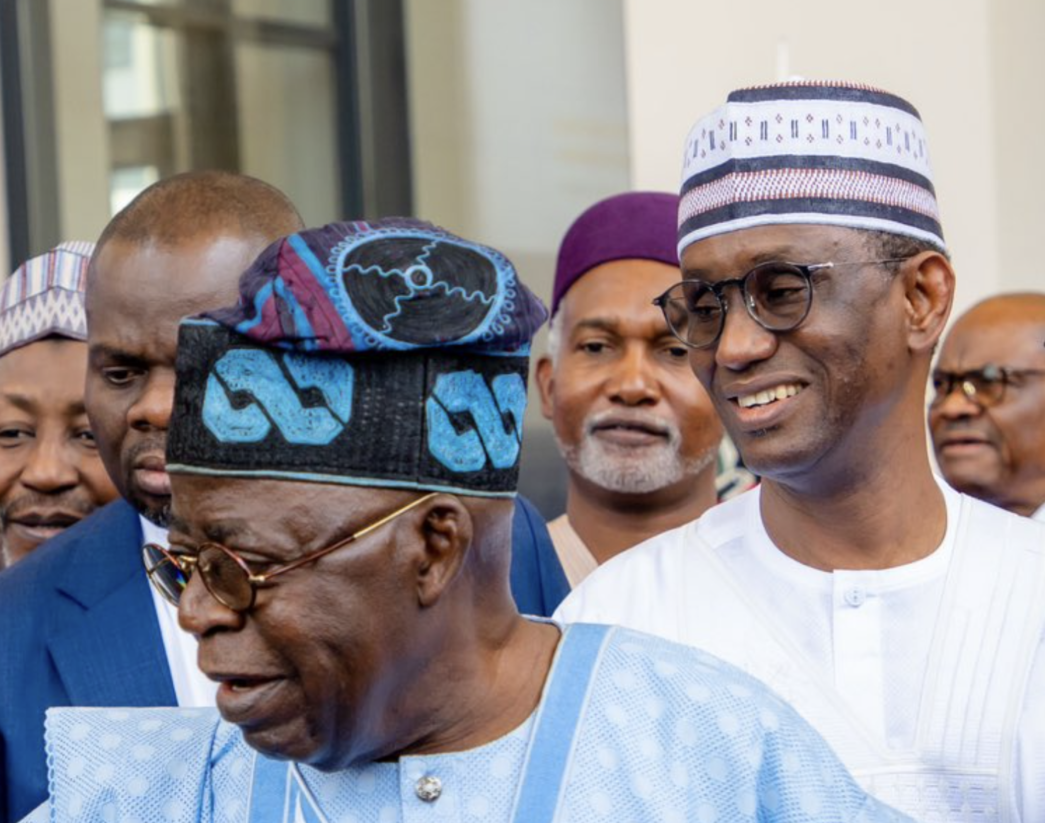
[
  {"x1": 989, "y1": 0, "x2": 1045, "y2": 295},
  {"x1": 0, "y1": 50, "x2": 8, "y2": 277},
  {"x1": 405, "y1": 0, "x2": 631, "y2": 312},
  {"x1": 622, "y1": 0, "x2": 1045, "y2": 320},
  {"x1": 50, "y1": 0, "x2": 111, "y2": 246}
]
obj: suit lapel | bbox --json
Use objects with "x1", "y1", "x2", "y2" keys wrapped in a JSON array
[{"x1": 47, "y1": 499, "x2": 178, "y2": 707}]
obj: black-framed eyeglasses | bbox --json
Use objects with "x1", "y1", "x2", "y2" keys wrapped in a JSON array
[
  {"x1": 930, "y1": 364, "x2": 1045, "y2": 408},
  {"x1": 142, "y1": 492, "x2": 438, "y2": 613},
  {"x1": 652, "y1": 259, "x2": 911, "y2": 350}
]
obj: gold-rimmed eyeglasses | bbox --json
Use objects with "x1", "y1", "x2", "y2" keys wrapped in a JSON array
[{"x1": 142, "y1": 492, "x2": 438, "y2": 613}]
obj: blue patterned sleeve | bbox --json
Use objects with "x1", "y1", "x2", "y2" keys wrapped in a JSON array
[
  {"x1": 566, "y1": 628, "x2": 916, "y2": 823},
  {"x1": 754, "y1": 691, "x2": 914, "y2": 822},
  {"x1": 45, "y1": 707, "x2": 222, "y2": 823}
]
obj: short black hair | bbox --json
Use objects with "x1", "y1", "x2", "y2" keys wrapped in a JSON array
[
  {"x1": 861, "y1": 229, "x2": 950, "y2": 266},
  {"x1": 94, "y1": 170, "x2": 305, "y2": 256}
]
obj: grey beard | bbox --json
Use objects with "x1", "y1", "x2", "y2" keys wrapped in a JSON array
[{"x1": 556, "y1": 427, "x2": 717, "y2": 495}]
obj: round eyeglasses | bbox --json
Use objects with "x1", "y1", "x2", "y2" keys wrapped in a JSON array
[
  {"x1": 143, "y1": 492, "x2": 438, "y2": 613},
  {"x1": 652, "y1": 259, "x2": 910, "y2": 350},
  {"x1": 930, "y1": 364, "x2": 1045, "y2": 409}
]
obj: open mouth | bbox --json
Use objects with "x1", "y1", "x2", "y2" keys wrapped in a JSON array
[
  {"x1": 208, "y1": 670, "x2": 286, "y2": 694},
  {"x1": 225, "y1": 677, "x2": 277, "y2": 693},
  {"x1": 211, "y1": 674, "x2": 288, "y2": 724},
  {"x1": 736, "y1": 383, "x2": 804, "y2": 409}
]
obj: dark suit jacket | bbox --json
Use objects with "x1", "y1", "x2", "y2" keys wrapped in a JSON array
[
  {"x1": 0, "y1": 496, "x2": 560, "y2": 823},
  {"x1": 0, "y1": 499, "x2": 175, "y2": 823},
  {"x1": 509, "y1": 496, "x2": 570, "y2": 617}
]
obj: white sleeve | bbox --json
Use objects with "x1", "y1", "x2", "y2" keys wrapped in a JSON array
[
  {"x1": 553, "y1": 544, "x2": 643, "y2": 626},
  {"x1": 553, "y1": 531, "x2": 684, "y2": 633},
  {"x1": 553, "y1": 573, "x2": 604, "y2": 624},
  {"x1": 1016, "y1": 628, "x2": 1045, "y2": 822}
]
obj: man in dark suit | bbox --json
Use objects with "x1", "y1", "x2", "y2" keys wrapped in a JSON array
[
  {"x1": 0, "y1": 173, "x2": 560, "y2": 823},
  {"x1": 0, "y1": 171, "x2": 307, "y2": 823}
]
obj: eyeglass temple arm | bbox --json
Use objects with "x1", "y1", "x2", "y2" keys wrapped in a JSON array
[
  {"x1": 144, "y1": 545, "x2": 196, "y2": 576},
  {"x1": 250, "y1": 492, "x2": 440, "y2": 584}
]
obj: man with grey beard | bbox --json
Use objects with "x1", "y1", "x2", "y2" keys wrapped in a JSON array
[{"x1": 535, "y1": 192, "x2": 725, "y2": 588}]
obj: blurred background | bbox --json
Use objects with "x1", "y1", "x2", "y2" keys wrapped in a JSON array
[{"x1": 1, "y1": 0, "x2": 1042, "y2": 514}]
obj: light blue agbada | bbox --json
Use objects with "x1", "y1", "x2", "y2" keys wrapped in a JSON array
[{"x1": 31, "y1": 625, "x2": 911, "y2": 823}]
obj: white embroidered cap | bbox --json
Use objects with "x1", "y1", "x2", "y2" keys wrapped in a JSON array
[
  {"x1": 677, "y1": 81, "x2": 945, "y2": 257},
  {"x1": 0, "y1": 241, "x2": 93, "y2": 358}
]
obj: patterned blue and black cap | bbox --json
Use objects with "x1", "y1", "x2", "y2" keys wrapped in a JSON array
[{"x1": 167, "y1": 218, "x2": 548, "y2": 497}]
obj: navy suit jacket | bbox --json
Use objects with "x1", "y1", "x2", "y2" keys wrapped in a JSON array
[
  {"x1": 0, "y1": 499, "x2": 174, "y2": 823},
  {"x1": 509, "y1": 496, "x2": 570, "y2": 617},
  {"x1": 0, "y1": 496, "x2": 561, "y2": 823}
]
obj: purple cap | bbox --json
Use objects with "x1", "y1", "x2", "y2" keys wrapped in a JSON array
[{"x1": 552, "y1": 191, "x2": 680, "y2": 316}]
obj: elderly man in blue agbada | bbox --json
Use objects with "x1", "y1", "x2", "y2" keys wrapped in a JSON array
[{"x1": 28, "y1": 219, "x2": 909, "y2": 823}]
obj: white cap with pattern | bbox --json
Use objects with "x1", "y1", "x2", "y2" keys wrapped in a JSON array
[
  {"x1": 0, "y1": 241, "x2": 94, "y2": 358},
  {"x1": 677, "y1": 81, "x2": 945, "y2": 257}
]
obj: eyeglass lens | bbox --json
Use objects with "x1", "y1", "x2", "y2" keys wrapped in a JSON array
[
  {"x1": 661, "y1": 264, "x2": 813, "y2": 348},
  {"x1": 143, "y1": 543, "x2": 190, "y2": 606},
  {"x1": 143, "y1": 543, "x2": 253, "y2": 611},
  {"x1": 931, "y1": 369, "x2": 1005, "y2": 407},
  {"x1": 197, "y1": 547, "x2": 254, "y2": 611}
]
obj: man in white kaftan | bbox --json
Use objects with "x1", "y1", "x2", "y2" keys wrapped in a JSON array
[
  {"x1": 557, "y1": 483, "x2": 1045, "y2": 819},
  {"x1": 557, "y1": 81, "x2": 1045, "y2": 822}
]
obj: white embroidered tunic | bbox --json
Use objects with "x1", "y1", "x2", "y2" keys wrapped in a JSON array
[{"x1": 556, "y1": 483, "x2": 1045, "y2": 821}]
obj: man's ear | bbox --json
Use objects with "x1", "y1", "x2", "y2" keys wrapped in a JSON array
[
  {"x1": 902, "y1": 251, "x2": 955, "y2": 354},
  {"x1": 407, "y1": 495, "x2": 472, "y2": 608},
  {"x1": 535, "y1": 355, "x2": 555, "y2": 420}
]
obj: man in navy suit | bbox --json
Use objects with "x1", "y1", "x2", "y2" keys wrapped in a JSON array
[
  {"x1": 0, "y1": 173, "x2": 561, "y2": 823},
  {"x1": 0, "y1": 171, "x2": 307, "y2": 823}
]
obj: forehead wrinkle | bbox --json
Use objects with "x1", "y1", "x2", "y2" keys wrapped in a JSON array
[
  {"x1": 201, "y1": 520, "x2": 253, "y2": 546},
  {"x1": 0, "y1": 392, "x2": 39, "y2": 412},
  {"x1": 684, "y1": 226, "x2": 864, "y2": 278},
  {"x1": 683, "y1": 245, "x2": 801, "y2": 278},
  {"x1": 943, "y1": 318, "x2": 1045, "y2": 371},
  {"x1": 168, "y1": 501, "x2": 251, "y2": 544},
  {"x1": 570, "y1": 317, "x2": 624, "y2": 336},
  {"x1": 0, "y1": 391, "x2": 86, "y2": 415},
  {"x1": 87, "y1": 341, "x2": 149, "y2": 362}
]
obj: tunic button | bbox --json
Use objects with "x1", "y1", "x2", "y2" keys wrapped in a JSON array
[
  {"x1": 844, "y1": 587, "x2": 866, "y2": 607},
  {"x1": 415, "y1": 775, "x2": 442, "y2": 802}
]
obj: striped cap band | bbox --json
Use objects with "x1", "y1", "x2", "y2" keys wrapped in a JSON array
[{"x1": 677, "y1": 82, "x2": 946, "y2": 256}]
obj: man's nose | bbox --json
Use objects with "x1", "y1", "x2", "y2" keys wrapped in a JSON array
[
  {"x1": 714, "y1": 297, "x2": 778, "y2": 371},
  {"x1": 127, "y1": 371, "x2": 175, "y2": 432},
  {"x1": 607, "y1": 346, "x2": 661, "y2": 406},
  {"x1": 178, "y1": 567, "x2": 244, "y2": 637},
  {"x1": 931, "y1": 382, "x2": 984, "y2": 419},
  {"x1": 20, "y1": 437, "x2": 79, "y2": 493}
]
